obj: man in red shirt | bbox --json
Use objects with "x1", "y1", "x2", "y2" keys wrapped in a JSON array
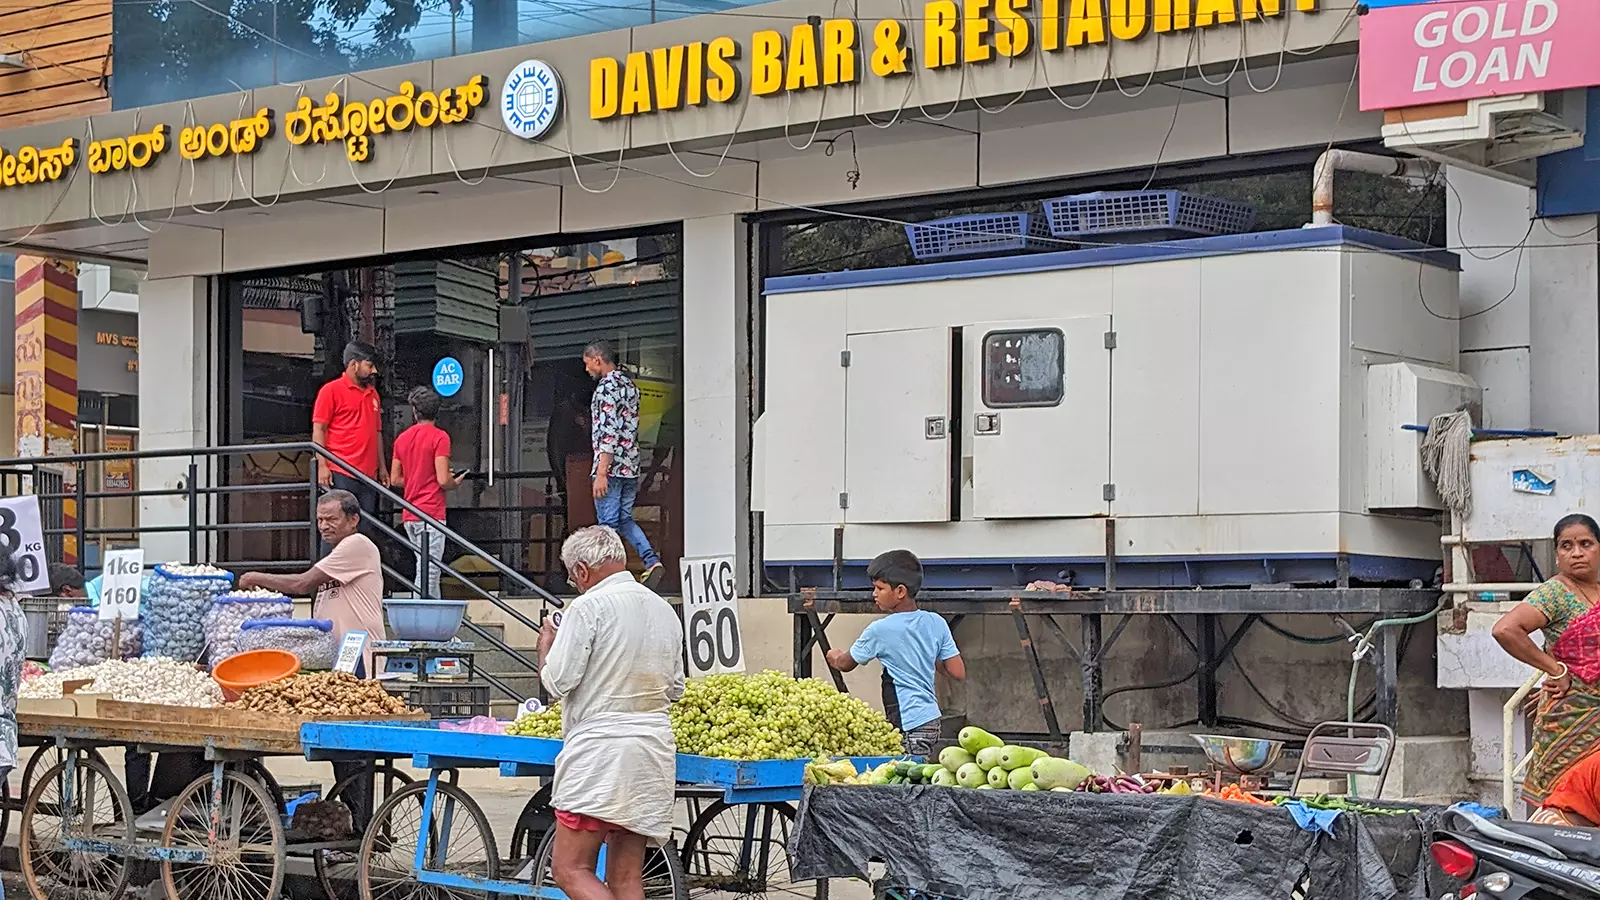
[
  {"x1": 312, "y1": 342, "x2": 387, "y2": 543},
  {"x1": 390, "y1": 386, "x2": 467, "y2": 598}
]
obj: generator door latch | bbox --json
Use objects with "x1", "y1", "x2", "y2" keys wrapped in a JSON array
[
  {"x1": 974, "y1": 413, "x2": 1001, "y2": 435},
  {"x1": 925, "y1": 417, "x2": 947, "y2": 439}
]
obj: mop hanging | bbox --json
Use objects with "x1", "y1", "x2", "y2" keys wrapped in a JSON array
[{"x1": 1421, "y1": 409, "x2": 1474, "y2": 521}]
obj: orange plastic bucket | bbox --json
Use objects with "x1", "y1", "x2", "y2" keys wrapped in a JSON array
[{"x1": 212, "y1": 649, "x2": 301, "y2": 702}]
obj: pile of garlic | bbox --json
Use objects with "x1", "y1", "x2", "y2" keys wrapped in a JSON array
[{"x1": 22, "y1": 657, "x2": 224, "y2": 707}]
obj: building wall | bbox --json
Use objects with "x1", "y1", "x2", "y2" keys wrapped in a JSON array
[{"x1": 0, "y1": 0, "x2": 111, "y2": 129}]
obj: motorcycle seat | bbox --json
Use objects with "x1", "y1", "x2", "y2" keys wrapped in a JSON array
[{"x1": 1495, "y1": 820, "x2": 1600, "y2": 867}]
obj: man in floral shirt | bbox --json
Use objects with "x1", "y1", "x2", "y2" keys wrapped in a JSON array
[{"x1": 584, "y1": 340, "x2": 665, "y2": 588}]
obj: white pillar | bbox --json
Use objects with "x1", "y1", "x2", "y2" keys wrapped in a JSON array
[
  {"x1": 1450, "y1": 168, "x2": 1533, "y2": 429},
  {"x1": 1529, "y1": 214, "x2": 1600, "y2": 435},
  {"x1": 136, "y1": 275, "x2": 213, "y2": 563},
  {"x1": 680, "y1": 215, "x2": 751, "y2": 587}
]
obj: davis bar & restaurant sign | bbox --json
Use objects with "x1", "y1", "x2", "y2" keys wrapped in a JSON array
[{"x1": 1358, "y1": 0, "x2": 1600, "y2": 110}]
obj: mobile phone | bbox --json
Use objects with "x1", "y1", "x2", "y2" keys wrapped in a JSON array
[{"x1": 453, "y1": 469, "x2": 471, "y2": 479}]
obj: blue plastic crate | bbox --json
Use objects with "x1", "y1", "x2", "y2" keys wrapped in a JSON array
[
  {"x1": 1043, "y1": 190, "x2": 1256, "y2": 240},
  {"x1": 904, "y1": 212, "x2": 1052, "y2": 261}
]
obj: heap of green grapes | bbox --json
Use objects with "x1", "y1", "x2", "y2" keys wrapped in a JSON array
[
  {"x1": 502, "y1": 672, "x2": 905, "y2": 761},
  {"x1": 669, "y1": 670, "x2": 904, "y2": 761},
  {"x1": 507, "y1": 705, "x2": 563, "y2": 738}
]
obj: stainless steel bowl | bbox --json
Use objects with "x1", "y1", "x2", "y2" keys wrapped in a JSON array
[{"x1": 1192, "y1": 734, "x2": 1285, "y2": 774}]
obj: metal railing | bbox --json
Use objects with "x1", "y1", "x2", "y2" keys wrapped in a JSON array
[{"x1": 0, "y1": 442, "x2": 561, "y2": 702}]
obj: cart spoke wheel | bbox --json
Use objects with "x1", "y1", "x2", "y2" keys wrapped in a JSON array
[
  {"x1": 532, "y1": 827, "x2": 688, "y2": 900},
  {"x1": 316, "y1": 765, "x2": 417, "y2": 900},
  {"x1": 21, "y1": 747, "x2": 111, "y2": 813},
  {"x1": 682, "y1": 800, "x2": 824, "y2": 900},
  {"x1": 159, "y1": 769, "x2": 286, "y2": 900},
  {"x1": 507, "y1": 785, "x2": 554, "y2": 863},
  {"x1": 20, "y1": 754, "x2": 135, "y2": 900},
  {"x1": 358, "y1": 780, "x2": 500, "y2": 900}
]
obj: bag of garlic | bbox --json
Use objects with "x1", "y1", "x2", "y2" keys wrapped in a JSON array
[
  {"x1": 48, "y1": 607, "x2": 142, "y2": 670},
  {"x1": 205, "y1": 590, "x2": 293, "y2": 667},
  {"x1": 143, "y1": 564, "x2": 234, "y2": 663},
  {"x1": 237, "y1": 618, "x2": 340, "y2": 670}
]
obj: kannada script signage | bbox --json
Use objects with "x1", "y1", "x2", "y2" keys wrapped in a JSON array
[
  {"x1": 588, "y1": 0, "x2": 1321, "y2": 119},
  {"x1": 1359, "y1": 0, "x2": 1600, "y2": 110},
  {"x1": 0, "y1": 76, "x2": 489, "y2": 190}
]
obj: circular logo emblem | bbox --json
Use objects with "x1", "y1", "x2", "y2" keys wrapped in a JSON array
[
  {"x1": 501, "y1": 60, "x2": 562, "y2": 141},
  {"x1": 432, "y1": 357, "x2": 464, "y2": 398}
]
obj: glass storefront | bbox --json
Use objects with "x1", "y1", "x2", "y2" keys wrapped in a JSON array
[
  {"x1": 217, "y1": 229, "x2": 684, "y2": 592},
  {"x1": 113, "y1": 0, "x2": 763, "y2": 108}
]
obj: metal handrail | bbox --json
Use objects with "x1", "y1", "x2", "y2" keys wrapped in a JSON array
[
  {"x1": 0, "y1": 441, "x2": 562, "y2": 607},
  {"x1": 1503, "y1": 670, "x2": 1541, "y2": 814}
]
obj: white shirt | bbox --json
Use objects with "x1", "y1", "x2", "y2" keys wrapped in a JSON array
[
  {"x1": 540, "y1": 570, "x2": 686, "y2": 725},
  {"x1": 540, "y1": 570, "x2": 685, "y2": 842}
]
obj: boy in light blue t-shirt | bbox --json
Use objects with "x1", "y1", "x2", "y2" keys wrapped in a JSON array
[{"x1": 826, "y1": 549, "x2": 965, "y2": 757}]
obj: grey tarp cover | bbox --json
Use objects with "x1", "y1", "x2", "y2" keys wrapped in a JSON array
[{"x1": 790, "y1": 786, "x2": 1442, "y2": 900}]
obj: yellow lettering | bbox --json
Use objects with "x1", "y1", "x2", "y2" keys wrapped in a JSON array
[
  {"x1": 1296, "y1": 0, "x2": 1316, "y2": 9},
  {"x1": 706, "y1": 37, "x2": 741, "y2": 103},
  {"x1": 1109, "y1": 0, "x2": 1150, "y2": 38},
  {"x1": 1238, "y1": 0, "x2": 1280, "y2": 19},
  {"x1": 924, "y1": 0, "x2": 959, "y2": 68},
  {"x1": 993, "y1": 0, "x2": 1031, "y2": 57},
  {"x1": 1040, "y1": 0, "x2": 1061, "y2": 50},
  {"x1": 787, "y1": 23, "x2": 821, "y2": 90},
  {"x1": 590, "y1": 57, "x2": 620, "y2": 119},
  {"x1": 620, "y1": 51, "x2": 652, "y2": 115},
  {"x1": 1193, "y1": 0, "x2": 1236, "y2": 26},
  {"x1": 870, "y1": 19, "x2": 911, "y2": 75},
  {"x1": 823, "y1": 19, "x2": 858, "y2": 84},
  {"x1": 1066, "y1": 0, "x2": 1107, "y2": 44},
  {"x1": 687, "y1": 42, "x2": 706, "y2": 105},
  {"x1": 752, "y1": 30, "x2": 784, "y2": 95},
  {"x1": 1154, "y1": 0, "x2": 1191, "y2": 31},
  {"x1": 651, "y1": 46, "x2": 685, "y2": 110},
  {"x1": 963, "y1": 0, "x2": 992, "y2": 62}
]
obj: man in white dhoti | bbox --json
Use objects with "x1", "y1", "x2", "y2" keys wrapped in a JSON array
[{"x1": 539, "y1": 525, "x2": 685, "y2": 900}]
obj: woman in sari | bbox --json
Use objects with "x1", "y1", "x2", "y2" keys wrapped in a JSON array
[{"x1": 1493, "y1": 513, "x2": 1600, "y2": 824}]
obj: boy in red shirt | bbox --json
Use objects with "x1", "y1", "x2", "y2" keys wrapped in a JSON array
[{"x1": 390, "y1": 386, "x2": 467, "y2": 598}]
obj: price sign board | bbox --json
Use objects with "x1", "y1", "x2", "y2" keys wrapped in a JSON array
[
  {"x1": 0, "y1": 496, "x2": 49, "y2": 595},
  {"x1": 679, "y1": 556, "x2": 744, "y2": 676},
  {"x1": 334, "y1": 631, "x2": 369, "y2": 675},
  {"x1": 98, "y1": 549, "x2": 144, "y2": 621}
]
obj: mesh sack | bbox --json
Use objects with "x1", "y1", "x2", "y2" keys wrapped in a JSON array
[
  {"x1": 143, "y1": 564, "x2": 234, "y2": 663},
  {"x1": 238, "y1": 618, "x2": 339, "y2": 670},
  {"x1": 205, "y1": 594, "x2": 293, "y2": 667},
  {"x1": 48, "y1": 607, "x2": 142, "y2": 671}
]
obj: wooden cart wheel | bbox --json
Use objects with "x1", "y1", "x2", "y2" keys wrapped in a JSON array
[
  {"x1": 681, "y1": 800, "x2": 826, "y2": 899},
  {"x1": 314, "y1": 764, "x2": 417, "y2": 900},
  {"x1": 507, "y1": 784, "x2": 555, "y2": 863},
  {"x1": 159, "y1": 768, "x2": 286, "y2": 900},
  {"x1": 358, "y1": 779, "x2": 500, "y2": 900},
  {"x1": 20, "y1": 753, "x2": 135, "y2": 900},
  {"x1": 20, "y1": 746, "x2": 110, "y2": 811},
  {"x1": 532, "y1": 825, "x2": 688, "y2": 900}
]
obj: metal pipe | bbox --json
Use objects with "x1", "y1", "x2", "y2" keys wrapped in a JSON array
[
  {"x1": 1311, "y1": 149, "x2": 1437, "y2": 226},
  {"x1": 1443, "y1": 583, "x2": 1545, "y2": 593},
  {"x1": 1505, "y1": 670, "x2": 1540, "y2": 812}
]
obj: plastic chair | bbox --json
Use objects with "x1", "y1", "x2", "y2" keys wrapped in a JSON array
[{"x1": 1290, "y1": 721, "x2": 1397, "y2": 800}]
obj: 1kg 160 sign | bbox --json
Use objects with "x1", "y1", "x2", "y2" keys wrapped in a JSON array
[{"x1": 680, "y1": 556, "x2": 744, "y2": 676}]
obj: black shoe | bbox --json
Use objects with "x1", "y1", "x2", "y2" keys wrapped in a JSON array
[{"x1": 641, "y1": 562, "x2": 666, "y2": 590}]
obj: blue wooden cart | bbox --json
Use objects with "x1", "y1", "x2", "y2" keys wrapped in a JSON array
[{"x1": 300, "y1": 720, "x2": 897, "y2": 900}]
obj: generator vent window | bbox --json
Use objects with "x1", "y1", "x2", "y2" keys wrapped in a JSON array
[{"x1": 982, "y1": 329, "x2": 1065, "y2": 407}]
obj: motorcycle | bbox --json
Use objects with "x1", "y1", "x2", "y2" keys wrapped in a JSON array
[{"x1": 1432, "y1": 808, "x2": 1600, "y2": 900}]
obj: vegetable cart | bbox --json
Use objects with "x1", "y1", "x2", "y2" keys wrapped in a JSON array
[
  {"x1": 15, "y1": 703, "x2": 409, "y2": 900},
  {"x1": 300, "y1": 720, "x2": 898, "y2": 900}
]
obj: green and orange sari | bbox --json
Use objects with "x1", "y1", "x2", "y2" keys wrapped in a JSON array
[{"x1": 1524, "y1": 578, "x2": 1600, "y2": 811}]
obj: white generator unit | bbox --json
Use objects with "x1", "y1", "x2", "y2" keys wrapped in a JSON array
[{"x1": 754, "y1": 226, "x2": 1476, "y2": 589}]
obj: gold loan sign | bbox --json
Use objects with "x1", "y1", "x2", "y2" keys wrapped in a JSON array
[
  {"x1": 588, "y1": 0, "x2": 1320, "y2": 118},
  {"x1": 0, "y1": 75, "x2": 489, "y2": 190}
]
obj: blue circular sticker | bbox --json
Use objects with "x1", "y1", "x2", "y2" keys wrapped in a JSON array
[{"x1": 432, "y1": 357, "x2": 464, "y2": 397}]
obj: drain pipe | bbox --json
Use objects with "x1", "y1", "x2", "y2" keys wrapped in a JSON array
[{"x1": 1311, "y1": 150, "x2": 1438, "y2": 226}]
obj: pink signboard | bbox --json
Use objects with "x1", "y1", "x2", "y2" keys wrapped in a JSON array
[{"x1": 1359, "y1": 0, "x2": 1600, "y2": 111}]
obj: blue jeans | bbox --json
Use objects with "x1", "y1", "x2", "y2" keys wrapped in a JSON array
[{"x1": 594, "y1": 476, "x2": 659, "y2": 568}]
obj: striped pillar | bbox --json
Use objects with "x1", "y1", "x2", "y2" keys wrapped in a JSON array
[{"x1": 15, "y1": 256, "x2": 79, "y2": 564}]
